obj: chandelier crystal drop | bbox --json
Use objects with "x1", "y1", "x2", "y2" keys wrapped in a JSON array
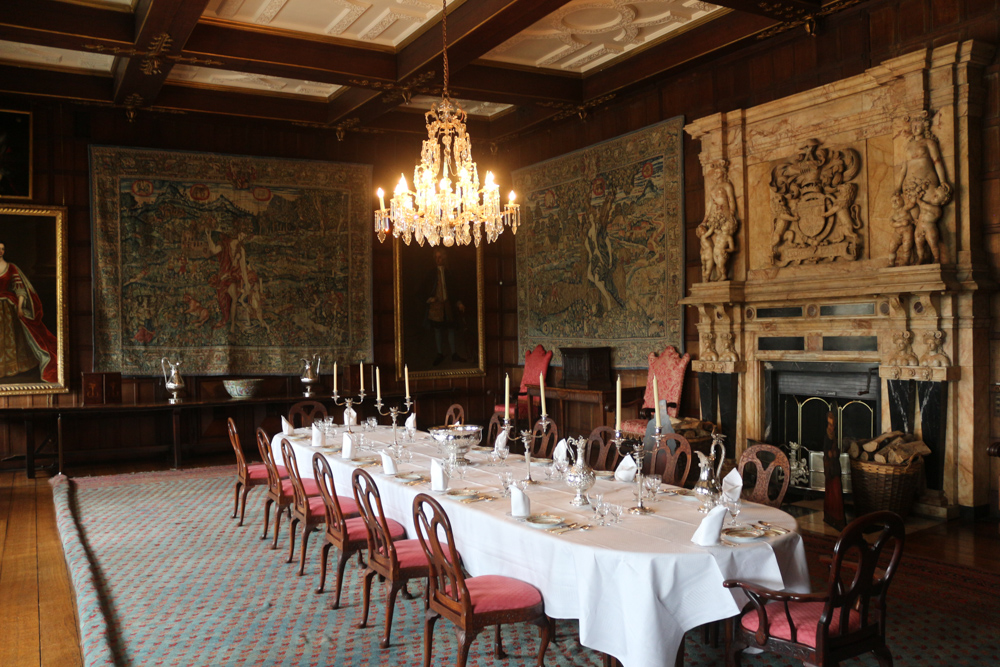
[{"x1": 373, "y1": 0, "x2": 519, "y2": 248}]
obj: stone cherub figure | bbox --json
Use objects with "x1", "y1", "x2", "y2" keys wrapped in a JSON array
[
  {"x1": 696, "y1": 159, "x2": 739, "y2": 282},
  {"x1": 913, "y1": 182, "x2": 951, "y2": 265},
  {"x1": 886, "y1": 331, "x2": 919, "y2": 366},
  {"x1": 888, "y1": 191, "x2": 917, "y2": 267},
  {"x1": 919, "y1": 330, "x2": 951, "y2": 367}
]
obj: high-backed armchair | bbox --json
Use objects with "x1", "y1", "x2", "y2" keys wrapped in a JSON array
[
  {"x1": 493, "y1": 345, "x2": 552, "y2": 427},
  {"x1": 621, "y1": 345, "x2": 690, "y2": 440}
]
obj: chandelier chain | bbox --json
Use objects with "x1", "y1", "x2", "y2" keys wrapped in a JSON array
[{"x1": 441, "y1": 0, "x2": 449, "y2": 100}]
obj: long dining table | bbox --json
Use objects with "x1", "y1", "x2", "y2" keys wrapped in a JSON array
[{"x1": 272, "y1": 424, "x2": 810, "y2": 667}]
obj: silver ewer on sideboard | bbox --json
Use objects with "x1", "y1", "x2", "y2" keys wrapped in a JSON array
[{"x1": 161, "y1": 357, "x2": 185, "y2": 404}]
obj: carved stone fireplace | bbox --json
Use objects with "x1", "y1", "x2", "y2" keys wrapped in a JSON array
[{"x1": 682, "y1": 42, "x2": 995, "y2": 516}]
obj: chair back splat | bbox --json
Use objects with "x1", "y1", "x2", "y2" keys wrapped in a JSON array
[
  {"x1": 532, "y1": 418, "x2": 559, "y2": 459},
  {"x1": 228, "y1": 418, "x2": 250, "y2": 479},
  {"x1": 413, "y1": 493, "x2": 468, "y2": 619},
  {"x1": 444, "y1": 403, "x2": 465, "y2": 426},
  {"x1": 289, "y1": 400, "x2": 328, "y2": 428},
  {"x1": 738, "y1": 444, "x2": 791, "y2": 508},
  {"x1": 586, "y1": 426, "x2": 620, "y2": 471},
  {"x1": 352, "y1": 468, "x2": 397, "y2": 572},
  {"x1": 649, "y1": 433, "x2": 693, "y2": 487}
]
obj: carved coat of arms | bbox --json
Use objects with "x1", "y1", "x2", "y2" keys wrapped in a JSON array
[{"x1": 768, "y1": 139, "x2": 864, "y2": 266}]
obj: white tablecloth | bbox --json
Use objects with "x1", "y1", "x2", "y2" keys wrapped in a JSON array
[{"x1": 271, "y1": 426, "x2": 809, "y2": 667}]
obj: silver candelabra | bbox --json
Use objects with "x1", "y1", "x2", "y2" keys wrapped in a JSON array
[
  {"x1": 374, "y1": 396, "x2": 413, "y2": 447},
  {"x1": 332, "y1": 388, "x2": 365, "y2": 434},
  {"x1": 614, "y1": 429, "x2": 655, "y2": 515}
]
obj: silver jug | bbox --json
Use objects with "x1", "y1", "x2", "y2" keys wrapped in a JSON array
[
  {"x1": 161, "y1": 357, "x2": 185, "y2": 404},
  {"x1": 300, "y1": 354, "x2": 321, "y2": 397},
  {"x1": 693, "y1": 432, "x2": 725, "y2": 513},
  {"x1": 564, "y1": 436, "x2": 596, "y2": 507}
]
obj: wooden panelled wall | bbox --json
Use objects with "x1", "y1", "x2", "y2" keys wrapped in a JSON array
[{"x1": 0, "y1": 0, "x2": 999, "y2": 477}]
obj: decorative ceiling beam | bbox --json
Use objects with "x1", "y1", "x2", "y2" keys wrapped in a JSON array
[
  {"x1": 709, "y1": 0, "x2": 822, "y2": 20},
  {"x1": 449, "y1": 64, "x2": 580, "y2": 105},
  {"x1": 181, "y1": 20, "x2": 397, "y2": 87},
  {"x1": 111, "y1": 0, "x2": 213, "y2": 106},
  {"x1": 0, "y1": 0, "x2": 134, "y2": 50},
  {"x1": 0, "y1": 64, "x2": 112, "y2": 104},
  {"x1": 486, "y1": 104, "x2": 566, "y2": 142},
  {"x1": 152, "y1": 84, "x2": 331, "y2": 125}
]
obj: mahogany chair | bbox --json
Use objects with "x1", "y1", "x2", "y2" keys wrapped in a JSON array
[
  {"x1": 255, "y1": 427, "x2": 296, "y2": 546},
  {"x1": 352, "y1": 468, "x2": 430, "y2": 649},
  {"x1": 649, "y1": 433, "x2": 693, "y2": 487},
  {"x1": 227, "y1": 417, "x2": 271, "y2": 526},
  {"x1": 586, "y1": 426, "x2": 621, "y2": 471},
  {"x1": 281, "y1": 439, "x2": 350, "y2": 575},
  {"x1": 289, "y1": 400, "x2": 328, "y2": 428},
  {"x1": 724, "y1": 511, "x2": 905, "y2": 667},
  {"x1": 444, "y1": 403, "x2": 465, "y2": 425},
  {"x1": 493, "y1": 345, "x2": 553, "y2": 427},
  {"x1": 531, "y1": 417, "x2": 559, "y2": 459},
  {"x1": 738, "y1": 444, "x2": 791, "y2": 508},
  {"x1": 621, "y1": 345, "x2": 690, "y2": 440},
  {"x1": 412, "y1": 493, "x2": 553, "y2": 667},
  {"x1": 313, "y1": 453, "x2": 405, "y2": 608},
  {"x1": 485, "y1": 412, "x2": 505, "y2": 449}
]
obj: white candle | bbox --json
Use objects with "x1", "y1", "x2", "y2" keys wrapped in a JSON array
[
  {"x1": 333, "y1": 361, "x2": 337, "y2": 393},
  {"x1": 376, "y1": 367, "x2": 381, "y2": 401},
  {"x1": 504, "y1": 373, "x2": 510, "y2": 415},
  {"x1": 377, "y1": 188, "x2": 386, "y2": 211},
  {"x1": 615, "y1": 375, "x2": 622, "y2": 431},
  {"x1": 404, "y1": 365, "x2": 410, "y2": 399},
  {"x1": 653, "y1": 380, "x2": 661, "y2": 428},
  {"x1": 359, "y1": 361, "x2": 364, "y2": 392},
  {"x1": 539, "y1": 372, "x2": 546, "y2": 416}
]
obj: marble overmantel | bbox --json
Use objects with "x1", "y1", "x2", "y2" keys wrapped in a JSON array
[{"x1": 682, "y1": 41, "x2": 995, "y2": 514}]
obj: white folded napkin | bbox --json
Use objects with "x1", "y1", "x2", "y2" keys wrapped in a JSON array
[
  {"x1": 281, "y1": 416, "x2": 294, "y2": 435},
  {"x1": 722, "y1": 467, "x2": 743, "y2": 502},
  {"x1": 691, "y1": 505, "x2": 729, "y2": 546},
  {"x1": 511, "y1": 485, "x2": 530, "y2": 518},
  {"x1": 380, "y1": 450, "x2": 398, "y2": 475},
  {"x1": 343, "y1": 406, "x2": 357, "y2": 426},
  {"x1": 405, "y1": 412, "x2": 417, "y2": 430},
  {"x1": 342, "y1": 432, "x2": 355, "y2": 460},
  {"x1": 311, "y1": 423, "x2": 325, "y2": 447},
  {"x1": 615, "y1": 453, "x2": 638, "y2": 482},
  {"x1": 552, "y1": 439, "x2": 569, "y2": 463},
  {"x1": 430, "y1": 459, "x2": 449, "y2": 492},
  {"x1": 494, "y1": 430, "x2": 508, "y2": 453}
]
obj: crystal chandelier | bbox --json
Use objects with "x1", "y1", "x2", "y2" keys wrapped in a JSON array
[{"x1": 374, "y1": 0, "x2": 519, "y2": 248}]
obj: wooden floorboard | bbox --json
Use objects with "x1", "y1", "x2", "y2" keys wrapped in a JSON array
[
  {"x1": 0, "y1": 473, "x2": 40, "y2": 667},
  {"x1": 0, "y1": 471, "x2": 14, "y2": 565},
  {"x1": 36, "y1": 478, "x2": 82, "y2": 667}
]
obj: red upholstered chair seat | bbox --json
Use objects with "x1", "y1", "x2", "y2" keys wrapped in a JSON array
[
  {"x1": 384, "y1": 539, "x2": 430, "y2": 569},
  {"x1": 740, "y1": 601, "x2": 861, "y2": 648},
  {"x1": 280, "y1": 477, "x2": 320, "y2": 499},
  {"x1": 248, "y1": 463, "x2": 286, "y2": 482},
  {"x1": 620, "y1": 418, "x2": 648, "y2": 436},
  {"x1": 346, "y1": 515, "x2": 405, "y2": 542},
  {"x1": 464, "y1": 575, "x2": 544, "y2": 614},
  {"x1": 306, "y1": 495, "x2": 358, "y2": 519}
]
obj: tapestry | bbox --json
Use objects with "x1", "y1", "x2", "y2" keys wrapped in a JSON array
[
  {"x1": 513, "y1": 116, "x2": 684, "y2": 368},
  {"x1": 90, "y1": 147, "x2": 372, "y2": 375}
]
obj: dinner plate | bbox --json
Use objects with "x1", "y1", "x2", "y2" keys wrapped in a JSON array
[
  {"x1": 530, "y1": 457, "x2": 553, "y2": 467},
  {"x1": 721, "y1": 526, "x2": 764, "y2": 542},
  {"x1": 524, "y1": 513, "x2": 564, "y2": 530},
  {"x1": 394, "y1": 472, "x2": 423, "y2": 482},
  {"x1": 472, "y1": 445, "x2": 494, "y2": 452},
  {"x1": 445, "y1": 488, "x2": 480, "y2": 500},
  {"x1": 595, "y1": 472, "x2": 616, "y2": 481}
]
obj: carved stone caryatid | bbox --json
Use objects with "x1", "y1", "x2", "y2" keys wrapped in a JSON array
[
  {"x1": 919, "y1": 330, "x2": 951, "y2": 367},
  {"x1": 768, "y1": 139, "x2": 864, "y2": 267},
  {"x1": 717, "y1": 332, "x2": 739, "y2": 362},
  {"x1": 892, "y1": 111, "x2": 953, "y2": 266},
  {"x1": 885, "y1": 330, "x2": 919, "y2": 367},
  {"x1": 700, "y1": 331, "x2": 719, "y2": 361},
  {"x1": 695, "y1": 159, "x2": 739, "y2": 282}
]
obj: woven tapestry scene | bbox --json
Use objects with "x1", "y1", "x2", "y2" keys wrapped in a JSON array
[
  {"x1": 52, "y1": 467, "x2": 999, "y2": 667},
  {"x1": 513, "y1": 117, "x2": 685, "y2": 368},
  {"x1": 89, "y1": 147, "x2": 372, "y2": 376}
]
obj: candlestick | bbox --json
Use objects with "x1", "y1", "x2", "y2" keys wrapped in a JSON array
[
  {"x1": 333, "y1": 361, "x2": 338, "y2": 394},
  {"x1": 377, "y1": 188, "x2": 386, "y2": 211},
  {"x1": 360, "y1": 361, "x2": 364, "y2": 392},
  {"x1": 504, "y1": 373, "x2": 510, "y2": 415},
  {"x1": 615, "y1": 375, "x2": 622, "y2": 431},
  {"x1": 376, "y1": 367, "x2": 381, "y2": 401},
  {"x1": 653, "y1": 380, "x2": 661, "y2": 428},
  {"x1": 539, "y1": 372, "x2": 546, "y2": 417},
  {"x1": 404, "y1": 364, "x2": 410, "y2": 399}
]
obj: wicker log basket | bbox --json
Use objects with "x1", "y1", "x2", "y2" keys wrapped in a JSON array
[{"x1": 850, "y1": 453, "x2": 923, "y2": 518}]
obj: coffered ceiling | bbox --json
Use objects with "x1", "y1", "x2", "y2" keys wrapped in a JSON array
[{"x1": 0, "y1": 0, "x2": 854, "y2": 141}]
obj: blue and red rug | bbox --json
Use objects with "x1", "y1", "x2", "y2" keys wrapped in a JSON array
[{"x1": 52, "y1": 467, "x2": 1000, "y2": 666}]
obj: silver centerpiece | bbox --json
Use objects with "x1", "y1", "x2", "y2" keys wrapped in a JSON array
[
  {"x1": 161, "y1": 357, "x2": 185, "y2": 404},
  {"x1": 693, "y1": 432, "x2": 726, "y2": 513},
  {"x1": 564, "y1": 436, "x2": 595, "y2": 507},
  {"x1": 428, "y1": 424, "x2": 483, "y2": 465},
  {"x1": 300, "y1": 354, "x2": 321, "y2": 397}
]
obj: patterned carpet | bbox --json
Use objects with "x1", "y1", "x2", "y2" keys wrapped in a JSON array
[{"x1": 52, "y1": 467, "x2": 1000, "y2": 667}]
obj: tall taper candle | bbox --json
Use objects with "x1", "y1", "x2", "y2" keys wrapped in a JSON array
[
  {"x1": 376, "y1": 367, "x2": 381, "y2": 401},
  {"x1": 615, "y1": 375, "x2": 622, "y2": 431},
  {"x1": 539, "y1": 373, "x2": 547, "y2": 416},
  {"x1": 504, "y1": 373, "x2": 510, "y2": 416},
  {"x1": 653, "y1": 380, "x2": 661, "y2": 428},
  {"x1": 404, "y1": 365, "x2": 410, "y2": 399},
  {"x1": 333, "y1": 361, "x2": 338, "y2": 393},
  {"x1": 360, "y1": 361, "x2": 364, "y2": 392}
]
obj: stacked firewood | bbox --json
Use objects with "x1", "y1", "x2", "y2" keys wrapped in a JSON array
[
  {"x1": 670, "y1": 417, "x2": 715, "y2": 440},
  {"x1": 847, "y1": 431, "x2": 931, "y2": 465}
]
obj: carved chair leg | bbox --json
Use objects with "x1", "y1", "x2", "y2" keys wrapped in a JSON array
[
  {"x1": 423, "y1": 610, "x2": 439, "y2": 667},
  {"x1": 873, "y1": 645, "x2": 894, "y2": 667},
  {"x1": 494, "y1": 624, "x2": 505, "y2": 659},
  {"x1": 332, "y1": 548, "x2": 353, "y2": 610},
  {"x1": 380, "y1": 579, "x2": 404, "y2": 649},
  {"x1": 357, "y1": 568, "x2": 377, "y2": 629},
  {"x1": 232, "y1": 480, "x2": 242, "y2": 518},
  {"x1": 602, "y1": 653, "x2": 621, "y2": 667},
  {"x1": 271, "y1": 505, "x2": 283, "y2": 549},
  {"x1": 316, "y1": 542, "x2": 332, "y2": 594},
  {"x1": 536, "y1": 615, "x2": 554, "y2": 667},
  {"x1": 401, "y1": 581, "x2": 416, "y2": 600},
  {"x1": 240, "y1": 486, "x2": 253, "y2": 526},
  {"x1": 261, "y1": 498, "x2": 273, "y2": 540},
  {"x1": 287, "y1": 517, "x2": 299, "y2": 563},
  {"x1": 297, "y1": 525, "x2": 313, "y2": 575},
  {"x1": 725, "y1": 619, "x2": 744, "y2": 667},
  {"x1": 457, "y1": 628, "x2": 474, "y2": 667}
]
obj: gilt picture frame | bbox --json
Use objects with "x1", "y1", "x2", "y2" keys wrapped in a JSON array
[
  {"x1": 394, "y1": 240, "x2": 485, "y2": 380},
  {"x1": 0, "y1": 205, "x2": 69, "y2": 395},
  {"x1": 0, "y1": 109, "x2": 33, "y2": 201}
]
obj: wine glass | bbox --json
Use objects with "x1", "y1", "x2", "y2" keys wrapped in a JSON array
[
  {"x1": 725, "y1": 496, "x2": 743, "y2": 526},
  {"x1": 643, "y1": 476, "x2": 660, "y2": 502},
  {"x1": 499, "y1": 471, "x2": 514, "y2": 497},
  {"x1": 595, "y1": 501, "x2": 610, "y2": 526},
  {"x1": 590, "y1": 493, "x2": 604, "y2": 522},
  {"x1": 610, "y1": 503, "x2": 624, "y2": 525},
  {"x1": 496, "y1": 445, "x2": 509, "y2": 466}
]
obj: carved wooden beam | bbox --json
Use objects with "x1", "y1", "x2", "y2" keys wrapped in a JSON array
[
  {"x1": 0, "y1": 0, "x2": 133, "y2": 50},
  {"x1": 709, "y1": 0, "x2": 821, "y2": 21},
  {"x1": 152, "y1": 84, "x2": 330, "y2": 125},
  {"x1": 0, "y1": 64, "x2": 112, "y2": 104}
]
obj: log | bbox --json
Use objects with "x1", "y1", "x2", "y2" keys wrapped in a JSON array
[
  {"x1": 887, "y1": 440, "x2": 931, "y2": 465},
  {"x1": 863, "y1": 431, "x2": 903, "y2": 452},
  {"x1": 872, "y1": 445, "x2": 893, "y2": 464},
  {"x1": 848, "y1": 441, "x2": 860, "y2": 459},
  {"x1": 859, "y1": 451, "x2": 869, "y2": 461}
]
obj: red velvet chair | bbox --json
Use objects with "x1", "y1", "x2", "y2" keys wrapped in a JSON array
[
  {"x1": 313, "y1": 453, "x2": 406, "y2": 608},
  {"x1": 353, "y1": 468, "x2": 431, "y2": 648},
  {"x1": 227, "y1": 417, "x2": 271, "y2": 526},
  {"x1": 621, "y1": 345, "x2": 690, "y2": 439},
  {"x1": 724, "y1": 511, "x2": 905, "y2": 667},
  {"x1": 255, "y1": 427, "x2": 294, "y2": 544},
  {"x1": 281, "y1": 438, "x2": 351, "y2": 575},
  {"x1": 493, "y1": 345, "x2": 553, "y2": 427},
  {"x1": 412, "y1": 492, "x2": 553, "y2": 667}
]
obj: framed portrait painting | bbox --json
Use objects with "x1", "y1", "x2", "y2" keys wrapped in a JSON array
[
  {"x1": 0, "y1": 205, "x2": 69, "y2": 395},
  {"x1": 394, "y1": 240, "x2": 485, "y2": 380},
  {"x1": 0, "y1": 110, "x2": 33, "y2": 200}
]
